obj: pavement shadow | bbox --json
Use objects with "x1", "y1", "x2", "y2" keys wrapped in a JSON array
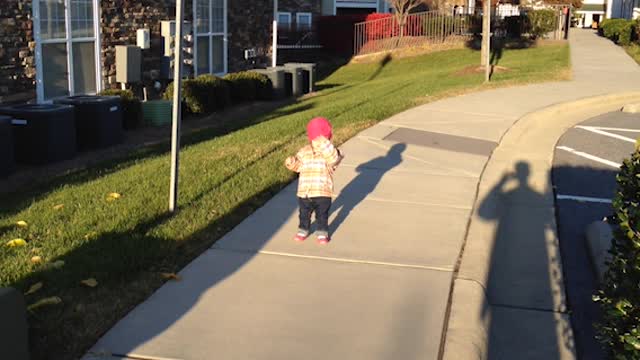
[
  {"x1": 19, "y1": 177, "x2": 298, "y2": 359},
  {"x1": 552, "y1": 164, "x2": 618, "y2": 360},
  {"x1": 330, "y1": 143, "x2": 406, "y2": 235},
  {"x1": 477, "y1": 161, "x2": 576, "y2": 359}
]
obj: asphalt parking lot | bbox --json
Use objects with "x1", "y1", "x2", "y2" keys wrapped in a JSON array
[{"x1": 552, "y1": 111, "x2": 640, "y2": 360}]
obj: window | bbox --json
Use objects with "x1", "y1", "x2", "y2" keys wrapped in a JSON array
[
  {"x1": 194, "y1": 0, "x2": 227, "y2": 75},
  {"x1": 296, "y1": 12, "x2": 312, "y2": 31},
  {"x1": 278, "y1": 12, "x2": 292, "y2": 30},
  {"x1": 34, "y1": 0, "x2": 101, "y2": 102}
]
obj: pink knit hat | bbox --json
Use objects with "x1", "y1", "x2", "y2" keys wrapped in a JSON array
[{"x1": 307, "y1": 117, "x2": 332, "y2": 142}]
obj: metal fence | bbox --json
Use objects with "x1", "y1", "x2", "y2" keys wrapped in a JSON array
[{"x1": 353, "y1": 11, "x2": 474, "y2": 56}]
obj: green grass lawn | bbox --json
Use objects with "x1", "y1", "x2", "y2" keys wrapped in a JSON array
[
  {"x1": 625, "y1": 43, "x2": 640, "y2": 65},
  {"x1": 0, "y1": 43, "x2": 569, "y2": 359}
]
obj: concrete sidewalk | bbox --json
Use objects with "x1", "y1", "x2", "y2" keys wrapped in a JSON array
[{"x1": 85, "y1": 30, "x2": 640, "y2": 360}]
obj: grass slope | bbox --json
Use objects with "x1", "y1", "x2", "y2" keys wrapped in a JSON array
[{"x1": 0, "y1": 43, "x2": 569, "y2": 359}]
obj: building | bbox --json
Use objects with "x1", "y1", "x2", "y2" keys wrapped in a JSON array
[
  {"x1": 575, "y1": 0, "x2": 640, "y2": 28},
  {"x1": 0, "y1": 0, "x2": 275, "y2": 104}
]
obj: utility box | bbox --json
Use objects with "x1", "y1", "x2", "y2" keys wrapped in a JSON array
[
  {"x1": 116, "y1": 45, "x2": 142, "y2": 84},
  {"x1": 137, "y1": 29, "x2": 150, "y2": 49},
  {"x1": 160, "y1": 20, "x2": 193, "y2": 79}
]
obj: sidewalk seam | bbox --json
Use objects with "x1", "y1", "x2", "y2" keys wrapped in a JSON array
[{"x1": 209, "y1": 247, "x2": 455, "y2": 272}]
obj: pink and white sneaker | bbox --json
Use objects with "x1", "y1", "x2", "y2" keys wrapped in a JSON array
[
  {"x1": 316, "y1": 235, "x2": 330, "y2": 245},
  {"x1": 293, "y1": 232, "x2": 308, "y2": 242}
]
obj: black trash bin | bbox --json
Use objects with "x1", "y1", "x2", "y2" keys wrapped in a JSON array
[
  {"x1": 0, "y1": 104, "x2": 76, "y2": 165},
  {"x1": 0, "y1": 115, "x2": 15, "y2": 178},
  {"x1": 54, "y1": 95, "x2": 124, "y2": 150}
]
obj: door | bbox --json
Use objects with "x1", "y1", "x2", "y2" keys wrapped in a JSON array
[{"x1": 33, "y1": 0, "x2": 101, "y2": 103}]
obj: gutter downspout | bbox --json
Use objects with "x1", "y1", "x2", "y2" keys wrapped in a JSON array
[{"x1": 272, "y1": 0, "x2": 278, "y2": 67}]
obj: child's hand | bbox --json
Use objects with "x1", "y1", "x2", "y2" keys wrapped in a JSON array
[{"x1": 285, "y1": 156, "x2": 300, "y2": 171}]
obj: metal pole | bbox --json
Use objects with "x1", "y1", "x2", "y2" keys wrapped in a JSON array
[
  {"x1": 169, "y1": 0, "x2": 185, "y2": 213},
  {"x1": 484, "y1": 0, "x2": 491, "y2": 82},
  {"x1": 272, "y1": 0, "x2": 278, "y2": 67}
]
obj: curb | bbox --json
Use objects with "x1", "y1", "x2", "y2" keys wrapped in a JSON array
[{"x1": 442, "y1": 91, "x2": 640, "y2": 360}]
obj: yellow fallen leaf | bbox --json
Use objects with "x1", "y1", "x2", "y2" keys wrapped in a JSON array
[
  {"x1": 6, "y1": 238, "x2": 27, "y2": 247},
  {"x1": 53, "y1": 204, "x2": 64, "y2": 210},
  {"x1": 84, "y1": 232, "x2": 98, "y2": 240},
  {"x1": 161, "y1": 272, "x2": 181, "y2": 281},
  {"x1": 27, "y1": 296, "x2": 62, "y2": 311},
  {"x1": 80, "y1": 278, "x2": 98, "y2": 288},
  {"x1": 106, "y1": 192, "x2": 121, "y2": 201},
  {"x1": 24, "y1": 282, "x2": 43, "y2": 296},
  {"x1": 16, "y1": 220, "x2": 28, "y2": 228},
  {"x1": 46, "y1": 260, "x2": 65, "y2": 270},
  {"x1": 31, "y1": 256, "x2": 43, "y2": 264}
]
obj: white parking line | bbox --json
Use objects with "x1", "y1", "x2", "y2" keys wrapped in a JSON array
[
  {"x1": 576, "y1": 126, "x2": 637, "y2": 144},
  {"x1": 578, "y1": 126, "x2": 640, "y2": 133},
  {"x1": 556, "y1": 146, "x2": 621, "y2": 168},
  {"x1": 556, "y1": 194, "x2": 612, "y2": 204}
]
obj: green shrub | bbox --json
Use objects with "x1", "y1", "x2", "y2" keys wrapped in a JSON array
[
  {"x1": 619, "y1": 21, "x2": 635, "y2": 45},
  {"x1": 504, "y1": 15, "x2": 527, "y2": 38},
  {"x1": 526, "y1": 9, "x2": 557, "y2": 39},
  {"x1": 163, "y1": 74, "x2": 231, "y2": 114},
  {"x1": 594, "y1": 148, "x2": 640, "y2": 358},
  {"x1": 99, "y1": 89, "x2": 142, "y2": 130},
  {"x1": 601, "y1": 18, "x2": 632, "y2": 43},
  {"x1": 223, "y1": 71, "x2": 273, "y2": 103}
]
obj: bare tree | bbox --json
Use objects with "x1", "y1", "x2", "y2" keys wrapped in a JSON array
[{"x1": 388, "y1": 0, "x2": 427, "y2": 37}]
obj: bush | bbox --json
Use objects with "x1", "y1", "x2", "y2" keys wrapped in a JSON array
[
  {"x1": 594, "y1": 149, "x2": 640, "y2": 358},
  {"x1": 526, "y1": 9, "x2": 557, "y2": 39},
  {"x1": 619, "y1": 21, "x2": 635, "y2": 45},
  {"x1": 99, "y1": 89, "x2": 142, "y2": 130},
  {"x1": 600, "y1": 18, "x2": 632, "y2": 43},
  {"x1": 223, "y1": 71, "x2": 273, "y2": 103},
  {"x1": 503, "y1": 15, "x2": 527, "y2": 38},
  {"x1": 163, "y1": 74, "x2": 231, "y2": 114}
]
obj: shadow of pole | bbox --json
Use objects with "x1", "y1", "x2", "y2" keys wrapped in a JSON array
[{"x1": 330, "y1": 143, "x2": 406, "y2": 235}]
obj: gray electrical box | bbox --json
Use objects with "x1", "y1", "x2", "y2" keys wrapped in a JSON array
[{"x1": 116, "y1": 45, "x2": 142, "y2": 84}]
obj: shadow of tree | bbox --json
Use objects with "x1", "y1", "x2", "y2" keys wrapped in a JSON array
[{"x1": 368, "y1": 54, "x2": 394, "y2": 81}]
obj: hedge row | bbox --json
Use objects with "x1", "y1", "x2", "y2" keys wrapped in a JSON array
[
  {"x1": 599, "y1": 18, "x2": 639, "y2": 46},
  {"x1": 594, "y1": 149, "x2": 640, "y2": 358},
  {"x1": 501, "y1": 9, "x2": 558, "y2": 39},
  {"x1": 163, "y1": 71, "x2": 273, "y2": 114}
]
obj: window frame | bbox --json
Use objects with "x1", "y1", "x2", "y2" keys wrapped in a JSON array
[
  {"x1": 193, "y1": 0, "x2": 228, "y2": 76},
  {"x1": 33, "y1": 0, "x2": 102, "y2": 103},
  {"x1": 296, "y1": 12, "x2": 313, "y2": 31},
  {"x1": 277, "y1": 12, "x2": 292, "y2": 30}
]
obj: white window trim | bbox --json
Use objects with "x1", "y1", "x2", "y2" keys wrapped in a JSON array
[
  {"x1": 193, "y1": 0, "x2": 228, "y2": 77},
  {"x1": 296, "y1": 12, "x2": 312, "y2": 31},
  {"x1": 33, "y1": 0, "x2": 102, "y2": 103},
  {"x1": 278, "y1": 12, "x2": 292, "y2": 30}
]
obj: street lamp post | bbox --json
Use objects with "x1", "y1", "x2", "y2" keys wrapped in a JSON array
[{"x1": 169, "y1": 0, "x2": 185, "y2": 213}]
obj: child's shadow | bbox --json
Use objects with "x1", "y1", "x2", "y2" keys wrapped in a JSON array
[{"x1": 330, "y1": 143, "x2": 406, "y2": 235}]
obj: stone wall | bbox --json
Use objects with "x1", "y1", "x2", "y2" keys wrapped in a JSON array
[
  {"x1": 0, "y1": 0, "x2": 35, "y2": 103},
  {"x1": 1, "y1": 0, "x2": 275, "y2": 101},
  {"x1": 101, "y1": 0, "x2": 183, "y2": 91},
  {"x1": 228, "y1": 0, "x2": 274, "y2": 72}
]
